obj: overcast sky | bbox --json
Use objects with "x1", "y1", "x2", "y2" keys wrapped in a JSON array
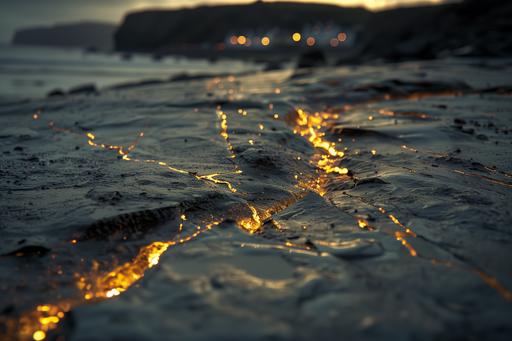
[{"x1": 0, "y1": 0, "x2": 447, "y2": 43}]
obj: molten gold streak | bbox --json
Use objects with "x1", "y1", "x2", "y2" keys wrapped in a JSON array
[
  {"x1": 395, "y1": 231, "x2": 418, "y2": 257},
  {"x1": 80, "y1": 221, "x2": 220, "y2": 299},
  {"x1": 39, "y1": 116, "x2": 241, "y2": 194},
  {"x1": 474, "y1": 270, "x2": 512, "y2": 302},
  {"x1": 15, "y1": 304, "x2": 69, "y2": 341},
  {"x1": 20, "y1": 221, "x2": 220, "y2": 340},
  {"x1": 196, "y1": 170, "x2": 242, "y2": 193},
  {"x1": 217, "y1": 110, "x2": 237, "y2": 161},
  {"x1": 357, "y1": 219, "x2": 376, "y2": 231},
  {"x1": 237, "y1": 205, "x2": 262, "y2": 234},
  {"x1": 453, "y1": 169, "x2": 512, "y2": 189},
  {"x1": 46, "y1": 118, "x2": 144, "y2": 157},
  {"x1": 237, "y1": 192, "x2": 309, "y2": 235},
  {"x1": 378, "y1": 207, "x2": 417, "y2": 237},
  {"x1": 290, "y1": 108, "x2": 349, "y2": 196}
]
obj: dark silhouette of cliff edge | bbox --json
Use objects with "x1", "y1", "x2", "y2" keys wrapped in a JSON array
[
  {"x1": 352, "y1": 0, "x2": 512, "y2": 61},
  {"x1": 114, "y1": 1, "x2": 370, "y2": 51},
  {"x1": 114, "y1": 0, "x2": 512, "y2": 61},
  {"x1": 12, "y1": 22, "x2": 116, "y2": 50}
]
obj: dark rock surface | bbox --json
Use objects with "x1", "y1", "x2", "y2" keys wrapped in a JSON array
[
  {"x1": 297, "y1": 50, "x2": 327, "y2": 69},
  {"x1": 1, "y1": 58, "x2": 512, "y2": 340}
]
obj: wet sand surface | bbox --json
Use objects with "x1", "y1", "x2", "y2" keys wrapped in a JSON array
[{"x1": 1, "y1": 58, "x2": 512, "y2": 340}]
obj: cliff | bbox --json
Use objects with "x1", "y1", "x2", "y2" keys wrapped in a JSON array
[
  {"x1": 12, "y1": 22, "x2": 116, "y2": 50},
  {"x1": 355, "y1": 0, "x2": 512, "y2": 60},
  {"x1": 114, "y1": 0, "x2": 512, "y2": 60},
  {"x1": 114, "y1": 1, "x2": 371, "y2": 51}
]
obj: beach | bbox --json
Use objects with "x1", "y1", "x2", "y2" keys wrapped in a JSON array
[
  {"x1": 1, "y1": 57, "x2": 512, "y2": 340},
  {"x1": 0, "y1": 44, "x2": 262, "y2": 99}
]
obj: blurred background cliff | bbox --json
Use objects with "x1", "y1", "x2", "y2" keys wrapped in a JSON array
[{"x1": 1, "y1": 0, "x2": 511, "y2": 98}]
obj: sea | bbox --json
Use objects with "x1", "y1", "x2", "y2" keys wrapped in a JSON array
[{"x1": 0, "y1": 44, "x2": 262, "y2": 100}]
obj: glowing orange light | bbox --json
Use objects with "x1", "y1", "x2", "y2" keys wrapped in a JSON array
[
  {"x1": 395, "y1": 231, "x2": 418, "y2": 257},
  {"x1": 237, "y1": 205, "x2": 262, "y2": 234},
  {"x1": 306, "y1": 37, "x2": 316, "y2": 47},
  {"x1": 261, "y1": 36, "x2": 270, "y2": 46},
  {"x1": 330, "y1": 38, "x2": 339, "y2": 47},
  {"x1": 337, "y1": 32, "x2": 347, "y2": 42},
  {"x1": 237, "y1": 36, "x2": 247, "y2": 45},
  {"x1": 33, "y1": 331, "x2": 46, "y2": 341},
  {"x1": 292, "y1": 32, "x2": 301, "y2": 42},
  {"x1": 230, "y1": 36, "x2": 238, "y2": 45}
]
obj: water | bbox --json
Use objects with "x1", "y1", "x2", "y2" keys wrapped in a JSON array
[{"x1": 0, "y1": 44, "x2": 262, "y2": 99}]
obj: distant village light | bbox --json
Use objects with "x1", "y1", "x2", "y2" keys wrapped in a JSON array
[
  {"x1": 261, "y1": 36, "x2": 270, "y2": 46},
  {"x1": 306, "y1": 37, "x2": 316, "y2": 46},
  {"x1": 337, "y1": 32, "x2": 347, "y2": 42},
  {"x1": 330, "y1": 38, "x2": 339, "y2": 47},
  {"x1": 230, "y1": 36, "x2": 238, "y2": 45},
  {"x1": 237, "y1": 35, "x2": 247, "y2": 45},
  {"x1": 292, "y1": 32, "x2": 302, "y2": 42}
]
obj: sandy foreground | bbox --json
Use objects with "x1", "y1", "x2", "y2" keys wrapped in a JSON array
[{"x1": 1, "y1": 58, "x2": 512, "y2": 340}]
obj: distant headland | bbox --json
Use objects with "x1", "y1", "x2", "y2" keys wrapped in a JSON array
[{"x1": 10, "y1": 0, "x2": 512, "y2": 61}]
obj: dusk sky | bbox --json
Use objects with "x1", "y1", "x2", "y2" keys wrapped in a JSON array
[{"x1": 0, "y1": 0, "x2": 447, "y2": 42}]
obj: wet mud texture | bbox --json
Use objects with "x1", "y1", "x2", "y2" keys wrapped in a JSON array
[{"x1": 1, "y1": 58, "x2": 512, "y2": 340}]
